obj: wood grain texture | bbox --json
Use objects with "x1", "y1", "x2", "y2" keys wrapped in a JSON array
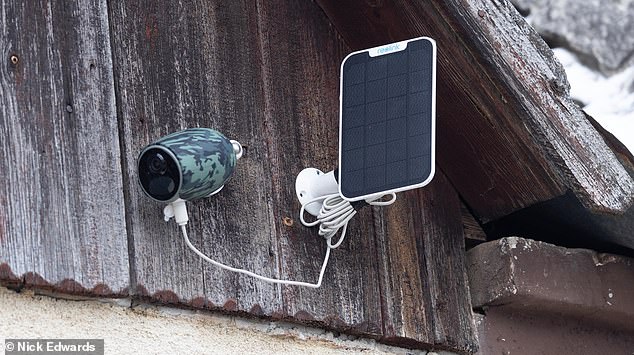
[
  {"x1": 461, "y1": 202, "x2": 487, "y2": 246},
  {"x1": 445, "y1": 0, "x2": 634, "y2": 213},
  {"x1": 375, "y1": 172, "x2": 478, "y2": 352},
  {"x1": 109, "y1": 0, "x2": 476, "y2": 352},
  {"x1": 315, "y1": 0, "x2": 634, "y2": 223},
  {"x1": 0, "y1": 0, "x2": 129, "y2": 295},
  {"x1": 448, "y1": 1, "x2": 634, "y2": 249}
]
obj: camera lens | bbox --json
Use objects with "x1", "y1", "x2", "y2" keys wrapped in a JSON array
[
  {"x1": 148, "y1": 153, "x2": 167, "y2": 175},
  {"x1": 139, "y1": 147, "x2": 181, "y2": 202}
]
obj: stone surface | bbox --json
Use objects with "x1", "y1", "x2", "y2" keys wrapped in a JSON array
[
  {"x1": 474, "y1": 309, "x2": 634, "y2": 355},
  {"x1": 467, "y1": 237, "x2": 634, "y2": 330},
  {"x1": 469, "y1": 237, "x2": 634, "y2": 354},
  {"x1": 512, "y1": 0, "x2": 634, "y2": 73},
  {"x1": 0, "y1": 287, "x2": 449, "y2": 355}
]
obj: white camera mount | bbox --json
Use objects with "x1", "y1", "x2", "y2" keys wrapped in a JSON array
[{"x1": 295, "y1": 168, "x2": 339, "y2": 217}]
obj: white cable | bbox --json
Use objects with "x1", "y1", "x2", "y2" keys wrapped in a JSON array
[
  {"x1": 299, "y1": 192, "x2": 397, "y2": 249},
  {"x1": 179, "y1": 192, "x2": 395, "y2": 288},
  {"x1": 181, "y1": 225, "x2": 331, "y2": 288}
]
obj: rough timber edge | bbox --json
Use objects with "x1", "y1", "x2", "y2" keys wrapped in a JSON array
[{"x1": 444, "y1": 0, "x2": 634, "y2": 214}]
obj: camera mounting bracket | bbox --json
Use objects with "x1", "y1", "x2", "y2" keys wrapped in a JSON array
[
  {"x1": 295, "y1": 168, "x2": 339, "y2": 217},
  {"x1": 163, "y1": 198, "x2": 189, "y2": 225}
]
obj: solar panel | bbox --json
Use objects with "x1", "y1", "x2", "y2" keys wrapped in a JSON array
[{"x1": 338, "y1": 37, "x2": 436, "y2": 201}]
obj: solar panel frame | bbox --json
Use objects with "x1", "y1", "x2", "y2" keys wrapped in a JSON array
[{"x1": 338, "y1": 37, "x2": 437, "y2": 202}]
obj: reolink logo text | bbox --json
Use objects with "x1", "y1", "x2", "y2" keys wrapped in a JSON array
[{"x1": 377, "y1": 44, "x2": 400, "y2": 54}]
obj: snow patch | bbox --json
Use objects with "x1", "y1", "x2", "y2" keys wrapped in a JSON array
[
  {"x1": 506, "y1": 237, "x2": 519, "y2": 250},
  {"x1": 501, "y1": 237, "x2": 537, "y2": 252},
  {"x1": 553, "y1": 48, "x2": 634, "y2": 154}
]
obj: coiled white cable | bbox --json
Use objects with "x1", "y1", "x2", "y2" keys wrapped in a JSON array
[
  {"x1": 180, "y1": 192, "x2": 395, "y2": 288},
  {"x1": 300, "y1": 192, "x2": 396, "y2": 249}
]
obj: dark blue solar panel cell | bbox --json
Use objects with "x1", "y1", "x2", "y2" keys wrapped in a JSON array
[
  {"x1": 345, "y1": 148, "x2": 364, "y2": 172},
  {"x1": 366, "y1": 79, "x2": 387, "y2": 102},
  {"x1": 366, "y1": 57, "x2": 387, "y2": 81},
  {"x1": 365, "y1": 165, "x2": 385, "y2": 188},
  {"x1": 409, "y1": 156, "x2": 428, "y2": 180},
  {"x1": 409, "y1": 40, "x2": 424, "y2": 50},
  {"x1": 346, "y1": 170, "x2": 364, "y2": 193},
  {"x1": 340, "y1": 37, "x2": 436, "y2": 200},
  {"x1": 408, "y1": 91, "x2": 426, "y2": 115},
  {"x1": 387, "y1": 96, "x2": 407, "y2": 119},
  {"x1": 342, "y1": 126, "x2": 364, "y2": 150},
  {"x1": 365, "y1": 144, "x2": 386, "y2": 167},
  {"x1": 386, "y1": 160, "x2": 407, "y2": 184},
  {"x1": 345, "y1": 83, "x2": 365, "y2": 107},
  {"x1": 386, "y1": 117, "x2": 407, "y2": 141},
  {"x1": 408, "y1": 135, "x2": 428, "y2": 157},
  {"x1": 344, "y1": 105, "x2": 365, "y2": 128},
  {"x1": 409, "y1": 71, "x2": 425, "y2": 92},
  {"x1": 345, "y1": 63, "x2": 365, "y2": 86},
  {"x1": 409, "y1": 50, "x2": 425, "y2": 72},
  {"x1": 366, "y1": 121, "x2": 386, "y2": 145},
  {"x1": 408, "y1": 113, "x2": 427, "y2": 136},
  {"x1": 366, "y1": 101, "x2": 386, "y2": 123},
  {"x1": 387, "y1": 51, "x2": 407, "y2": 76},
  {"x1": 387, "y1": 73, "x2": 408, "y2": 98},
  {"x1": 386, "y1": 139, "x2": 406, "y2": 162}
]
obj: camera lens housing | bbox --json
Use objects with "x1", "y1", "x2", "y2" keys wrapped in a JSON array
[
  {"x1": 148, "y1": 153, "x2": 167, "y2": 175},
  {"x1": 138, "y1": 147, "x2": 181, "y2": 202}
]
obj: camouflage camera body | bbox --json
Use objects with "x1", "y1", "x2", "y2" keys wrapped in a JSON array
[{"x1": 138, "y1": 128, "x2": 237, "y2": 202}]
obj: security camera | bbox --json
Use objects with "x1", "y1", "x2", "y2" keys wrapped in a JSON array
[
  {"x1": 138, "y1": 128, "x2": 243, "y2": 203},
  {"x1": 138, "y1": 128, "x2": 243, "y2": 226},
  {"x1": 137, "y1": 127, "x2": 332, "y2": 287}
]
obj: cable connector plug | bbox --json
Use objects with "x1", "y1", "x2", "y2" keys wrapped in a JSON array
[{"x1": 163, "y1": 198, "x2": 189, "y2": 226}]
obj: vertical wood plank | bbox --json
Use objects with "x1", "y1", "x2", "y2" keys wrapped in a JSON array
[
  {"x1": 376, "y1": 172, "x2": 478, "y2": 352},
  {"x1": 247, "y1": 1, "x2": 385, "y2": 330},
  {"x1": 0, "y1": 0, "x2": 129, "y2": 295}
]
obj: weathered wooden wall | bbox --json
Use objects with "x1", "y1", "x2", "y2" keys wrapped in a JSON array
[
  {"x1": 0, "y1": 0, "x2": 129, "y2": 294},
  {"x1": 108, "y1": 0, "x2": 477, "y2": 351},
  {"x1": 1, "y1": 0, "x2": 477, "y2": 353}
]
